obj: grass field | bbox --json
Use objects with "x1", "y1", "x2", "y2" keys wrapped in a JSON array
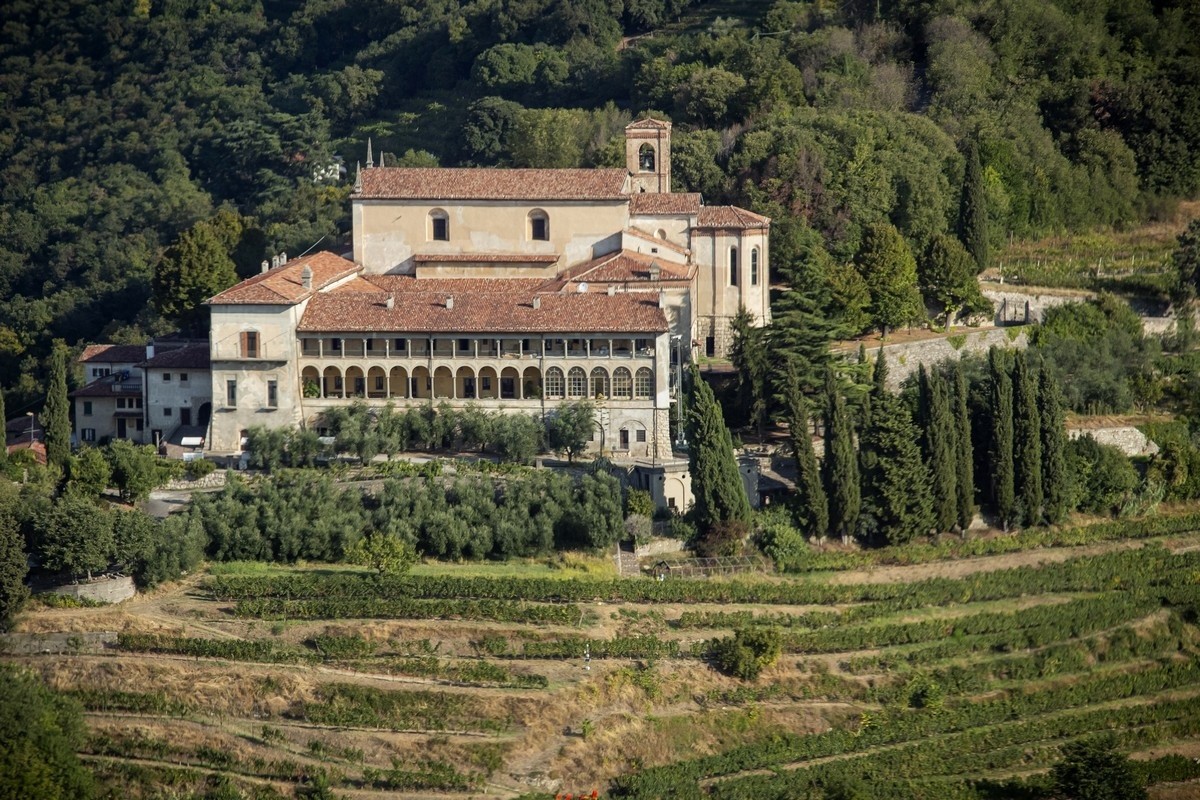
[{"x1": 7, "y1": 530, "x2": 1200, "y2": 799}]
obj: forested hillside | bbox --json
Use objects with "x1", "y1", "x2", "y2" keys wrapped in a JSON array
[{"x1": 1, "y1": 0, "x2": 1197, "y2": 408}]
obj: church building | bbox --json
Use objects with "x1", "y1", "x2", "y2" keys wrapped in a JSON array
[{"x1": 205, "y1": 119, "x2": 770, "y2": 459}]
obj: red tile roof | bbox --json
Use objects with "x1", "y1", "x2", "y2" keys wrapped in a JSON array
[
  {"x1": 140, "y1": 344, "x2": 210, "y2": 370},
  {"x1": 695, "y1": 205, "x2": 771, "y2": 229},
  {"x1": 560, "y1": 250, "x2": 692, "y2": 284},
  {"x1": 78, "y1": 344, "x2": 146, "y2": 364},
  {"x1": 629, "y1": 193, "x2": 701, "y2": 215},
  {"x1": 413, "y1": 253, "x2": 560, "y2": 264},
  {"x1": 298, "y1": 276, "x2": 668, "y2": 335},
  {"x1": 623, "y1": 228, "x2": 690, "y2": 256},
  {"x1": 208, "y1": 252, "x2": 359, "y2": 305},
  {"x1": 354, "y1": 168, "x2": 630, "y2": 201}
]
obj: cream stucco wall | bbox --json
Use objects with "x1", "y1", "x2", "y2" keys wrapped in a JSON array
[
  {"x1": 693, "y1": 228, "x2": 770, "y2": 357},
  {"x1": 353, "y1": 199, "x2": 630, "y2": 274},
  {"x1": 145, "y1": 368, "x2": 211, "y2": 440}
]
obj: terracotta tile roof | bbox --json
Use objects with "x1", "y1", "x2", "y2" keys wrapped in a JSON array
[
  {"x1": 413, "y1": 253, "x2": 560, "y2": 264},
  {"x1": 626, "y1": 118, "x2": 672, "y2": 130},
  {"x1": 695, "y1": 205, "x2": 771, "y2": 229},
  {"x1": 560, "y1": 250, "x2": 692, "y2": 284},
  {"x1": 69, "y1": 377, "x2": 144, "y2": 398},
  {"x1": 140, "y1": 344, "x2": 210, "y2": 370},
  {"x1": 208, "y1": 252, "x2": 359, "y2": 305},
  {"x1": 629, "y1": 192, "x2": 701, "y2": 215},
  {"x1": 298, "y1": 277, "x2": 668, "y2": 335},
  {"x1": 368, "y1": 276, "x2": 548, "y2": 294},
  {"x1": 623, "y1": 228, "x2": 690, "y2": 256},
  {"x1": 355, "y1": 168, "x2": 630, "y2": 201},
  {"x1": 78, "y1": 344, "x2": 146, "y2": 364}
]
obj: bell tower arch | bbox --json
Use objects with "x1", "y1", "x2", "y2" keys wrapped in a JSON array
[{"x1": 625, "y1": 118, "x2": 672, "y2": 194}]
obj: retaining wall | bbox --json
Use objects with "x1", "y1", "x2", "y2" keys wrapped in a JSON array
[{"x1": 52, "y1": 575, "x2": 136, "y2": 604}]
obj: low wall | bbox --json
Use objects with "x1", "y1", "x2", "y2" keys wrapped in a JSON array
[
  {"x1": 52, "y1": 576, "x2": 136, "y2": 604},
  {"x1": 1067, "y1": 427, "x2": 1159, "y2": 457},
  {"x1": 982, "y1": 287, "x2": 1095, "y2": 325},
  {"x1": 634, "y1": 538, "x2": 685, "y2": 559},
  {"x1": 863, "y1": 327, "x2": 1030, "y2": 390},
  {"x1": 160, "y1": 470, "x2": 227, "y2": 492}
]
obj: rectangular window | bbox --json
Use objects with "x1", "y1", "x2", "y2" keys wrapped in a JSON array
[
  {"x1": 705, "y1": 336, "x2": 715, "y2": 357},
  {"x1": 226, "y1": 380, "x2": 237, "y2": 407},
  {"x1": 636, "y1": 429, "x2": 647, "y2": 443},
  {"x1": 366, "y1": 339, "x2": 377, "y2": 352},
  {"x1": 243, "y1": 331, "x2": 259, "y2": 358},
  {"x1": 83, "y1": 401, "x2": 93, "y2": 416},
  {"x1": 81, "y1": 428, "x2": 96, "y2": 442},
  {"x1": 164, "y1": 407, "x2": 173, "y2": 417},
  {"x1": 267, "y1": 380, "x2": 278, "y2": 408},
  {"x1": 135, "y1": 398, "x2": 143, "y2": 409},
  {"x1": 531, "y1": 217, "x2": 548, "y2": 241},
  {"x1": 330, "y1": 338, "x2": 342, "y2": 351},
  {"x1": 135, "y1": 419, "x2": 143, "y2": 431},
  {"x1": 481, "y1": 377, "x2": 492, "y2": 391},
  {"x1": 729, "y1": 247, "x2": 739, "y2": 286},
  {"x1": 458, "y1": 338, "x2": 471, "y2": 353},
  {"x1": 116, "y1": 398, "x2": 125, "y2": 410},
  {"x1": 163, "y1": 373, "x2": 172, "y2": 382},
  {"x1": 432, "y1": 217, "x2": 449, "y2": 241},
  {"x1": 393, "y1": 338, "x2": 407, "y2": 352},
  {"x1": 180, "y1": 373, "x2": 189, "y2": 383}
]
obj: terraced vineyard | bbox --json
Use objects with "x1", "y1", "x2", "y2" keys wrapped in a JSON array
[{"x1": 7, "y1": 533, "x2": 1200, "y2": 799}]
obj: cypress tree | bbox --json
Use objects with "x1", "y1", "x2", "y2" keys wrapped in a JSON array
[
  {"x1": 785, "y1": 367, "x2": 828, "y2": 540},
  {"x1": 822, "y1": 369, "x2": 860, "y2": 543},
  {"x1": 872, "y1": 346, "x2": 889, "y2": 396},
  {"x1": 860, "y1": 350, "x2": 890, "y2": 478},
  {"x1": 685, "y1": 366, "x2": 751, "y2": 533},
  {"x1": 730, "y1": 306, "x2": 769, "y2": 438},
  {"x1": 926, "y1": 372, "x2": 959, "y2": 532},
  {"x1": 1040, "y1": 368, "x2": 1069, "y2": 524},
  {"x1": 0, "y1": 384, "x2": 6, "y2": 467},
  {"x1": 953, "y1": 363, "x2": 976, "y2": 530},
  {"x1": 768, "y1": 288, "x2": 837, "y2": 404},
  {"x1": 856, "y1": 344, "x2": 872, "y2": 431},
  {"x1": 958, "y1": 140, "x2": 989, "y2": 273},
  {"x1": 860, "y1": 391, "x2": 935, "y2": 546},
  {"x1": 44, "y1": 339, "x2": 71, "y2": 468},
  {"x1": 988, "y1": 348, "x2": 1015, "y2": 530},
  {"x1": 1012, "y1": 352, "x2": 1043, "y2": 526}
]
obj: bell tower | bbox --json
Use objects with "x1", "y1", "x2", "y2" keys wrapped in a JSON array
[{"x1": 625, "y1": 118, "x2": 672, "y2": 194}]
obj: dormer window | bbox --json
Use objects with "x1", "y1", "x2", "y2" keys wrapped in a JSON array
[
  {"x1": 429, "y1": 209, "x2": 449, "y2": 241},
  {"x1": 529, "y1": 209, "x2": 549, "y2": 241},
  {"x1": 639, "y1": 143, "x2": 655, "y2": 172}
]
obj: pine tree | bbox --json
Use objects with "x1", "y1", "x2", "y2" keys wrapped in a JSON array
[
  {"x1": 989, "y1": 349, "x2": 1015, "y2": 530},
  {"x1": 860, "y1": 391, "x2": 935, "y2": 546},
  {"x1": 920, "y1": 233, "x2": 989, "y2": 325},
  {"x1": 1012, "y1": 352, "x2": 1043, "y2": 526},
  {"x1": 856, "y1": 222, "x2": 925, "y2": 337},
  {"x1": 785, "y1": 367, "x2": 828, "y2": 540},
  {"x1": 43, "y1": 339, "x2": 71, "y2": 468},
  {"x1": 860, "y1": 349, "x2": 890, "y2": 478},
  {"x1": 730, "y1": 306, "x2": 770, "y2": 439},
  {"x1": 926, "y1": 371, "x2": 959, "y2": 532},
  {"x1": 1040, "y1": 368, "x2": 1069, "y2": 524},
  {"x1": 872, "y1": 346, "x2": 889, "y2": 396},
  {"x1": 685, "y1": 366, "x2": 751, "y2": 533},
  {"x1": 768, "y1": 288, "x2": 837, "y2": 404},
  {"x1": 953, "y1": 363, "x2": 976, "y2": 530},
  {"x1": 958, "y1": 141, "x2": 989, "y2": 272},
  {"x1": 822, "y1": 369, "x2": 860, "y2": 543}
]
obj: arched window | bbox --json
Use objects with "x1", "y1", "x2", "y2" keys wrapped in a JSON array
[
  {"x1": 634, "y1": 368, "x2": 653, "y2": 399},
  {"x1": 529, "y1": 209, "x2": 549, "y2": 241},
  {"x1": 567, "y1": 367, "x2": 587, "y2": 398},
  {"x1": 429, "y1": 209, "x2": 449, "y2": 241},
  {"x1": 638, "y1": 143, "x2": 656, "y2": 172},
  {"x1": 729, "y1": 246, "x2": 739, "y2": 287},
  {"x1": 612, "y1": 367, "x2": 632, "y2": 399},
  {"x1": 545, "y1": 367, "x2": 564, "y2": 398},
  {"x1": 750, "y1": 247, "x2": 760, "y2": 286},
  {"x1": 590, "y1": 367, "x2": 610, "y2": 399}
]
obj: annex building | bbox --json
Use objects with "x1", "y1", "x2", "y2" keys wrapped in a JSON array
[{"x1": 205, "y1": 119, "x2": 770, "y2": 460}]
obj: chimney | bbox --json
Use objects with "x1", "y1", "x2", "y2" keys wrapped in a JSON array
[
  {"x1": 649, "y1": 261, "x2": 661, "y2": 281},
  {"x1": 532, "y1": 296, "x2": 541, "y2": 309},
  {"x1": 385, "y1": 295, "x2": 394, "y2": 310},
  {"x1": 301, "y1": 265, "x2": 313, "y2": 290},
  {"x1": 261, "y1": 260, "x2": 270, "y2": 273},
  {"x1": 146, "y1": 343, "x2": 155, "y2": 360},
  {"x1": 271, "y1": 255, "x2": 281, "y2": 269},
  {"x1": 280, "y1": 251, "x2": 287, "y2": 263},
  {"x1": 607, "y1": 285, "x2": 616, "y2": 296},
  {"x1": 658, "y1": 289, "x2": 667, "y2": 309},
  {"x1": 445, "y1": 296, "x2": 454, "y2": 310}
]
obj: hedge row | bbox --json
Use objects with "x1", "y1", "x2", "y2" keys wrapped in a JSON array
[
  {"x1": 232, "y1": 596, "x2": 583, "y2": 625},
  {"x1": 288, "y1": 682, "x2": 509, "y2": 733}
]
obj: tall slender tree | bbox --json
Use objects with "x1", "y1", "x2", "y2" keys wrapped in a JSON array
[
  {"x1": 785, "y1": 366, "x2": 828, "y2": 540},
  {"x1": 43, "y1": 340, "x2": 71, "y2": 468},
  {"x1": 860, "y1": 348, "x2": 890, "y2": 477},
  {"x1": 685, "y1": 366, "x2": 751, "y2": 533},
  {"x1": 0, "y1": 384, "x2": 6, "y2": 467},
  {"x1": 729, "y1": 306, "x2": 769, "y2": 439},
  {"x1": 860, "y1": 391, "x2": 935, "y2": 546},
  {"x1": 768, "y1": 288, "x2": 837, "y2": 405},
  {"x1": 822, "y1": 369, "x2": 860, "y2": 543},
  {"x1": 989, "y1": 349, "x2": 1015, "y2": 530},
  {"x1": 958, "y1": 140, "x2": 989, "y2": 272},
  {"x1": 856, "y1": 222, "x2": 924, "y2": 337},
  {"x1": 1040, "y1": 368, "x2": 1069, "y2": 524},
  {"x1": 1012, "y1": 352, "x2": 1043, "y2": 526},
  {"x1": 953, "y1": 363, "x2": 976, "y2": 530},
  {"x1": 926, "y1": 371, "x2": 959, "y2": 532}
]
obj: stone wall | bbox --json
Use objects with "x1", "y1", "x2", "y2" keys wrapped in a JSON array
[
  {"x1": 52, "y1": 576, "x2": 136, "y2": 604},
  {"x1": 160, "y1": 470, "x2": 228, "y2": 492},
  {"x1": 857, "y1": 327, "x2": 1030, "y2": 390},
  {"x1": 634, "y1": 537, "x2": 685, "y2": 559},
  {"x1": 1067, "y1": 427, "x2": 1159, "y2": 457},
  {"x1": 982, "y1": 287, "x2": 1095, "y2": 325}
]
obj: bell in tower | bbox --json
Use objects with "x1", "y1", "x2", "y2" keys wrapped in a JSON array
[{"x1": 625, "y1": 118, "x2": 672, "y2": 194}]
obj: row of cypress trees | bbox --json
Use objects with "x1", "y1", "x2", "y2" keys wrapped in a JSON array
[{"x1": 787, "y1": 347, "x2": 1068, "y2": 545}]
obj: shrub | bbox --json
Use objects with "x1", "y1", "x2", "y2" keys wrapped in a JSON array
[{"x1": 710, "y1": 627, "x2": 782, "y2": 680}]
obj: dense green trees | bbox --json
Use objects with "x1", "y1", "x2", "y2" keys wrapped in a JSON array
[
  {"x1": 0, "y1": 665, "x2": 94, "y2": 800},
  {"x1": 822, "y1": 370, "x2": 860, "y2": 543},
  {"x1": 785, "y1": 369, "x2": 828, "y2": 540},
  {"x1": 855, "y1": 223, "x2": 924, "y2": 337},
  {"x1": 685, "y1": 366, "x2": 751, "y2": 534},
  {"x1": 952, "y1": 363, "x2": 976, "y2": 529},
  {"x1": 920, "y1": 234, "x2": 988, "y2": 325},
  {"x1": 860, "y1": 381, "x2": 934, "y2": 546},
  {"x1": 1050, "y1": 736, "x2": 1147, "y2": 800},
  {"x1": 0, "y1": 512, "x2": 28, "y2": 631},
  {"x1": 957, "y1": 141, "x2": 989, "y2": 272},
  {"x1": 1040, "y1": 368, "x2": 1069, "y2": 525},
  {"x1": 1012, "y1": 353, "x2": 1043, "y2": 527},
  {"x1": 989, "y1": 350, "x2": 1016, "y2": 530}
]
